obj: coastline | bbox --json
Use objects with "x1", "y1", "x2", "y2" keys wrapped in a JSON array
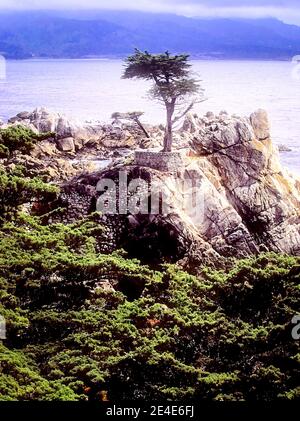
[{"x1": 5, "y1": 56, "x2": 297, "y2": 62}]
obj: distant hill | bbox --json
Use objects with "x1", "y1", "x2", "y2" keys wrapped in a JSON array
[{"x1": 0, "y1": 10, "x2": 300, "y2": 59}]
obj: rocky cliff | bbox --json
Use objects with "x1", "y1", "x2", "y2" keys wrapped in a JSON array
[
  {"x1": 2, "y1": 108, "x2": 300, "y2": 266},
  {"x1": 182, "y1": 109, "x2": 300, "y2": 261}
]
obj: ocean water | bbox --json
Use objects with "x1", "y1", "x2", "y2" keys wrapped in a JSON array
[{"x1": 0, "y1": 59, "x2": 299, "y2": 175}]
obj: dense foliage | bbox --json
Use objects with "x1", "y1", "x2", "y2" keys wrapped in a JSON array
[
  {"x1": 0, "y1": 126, "x2": 53, "y2": 158},
  {"x1": 0, "y1": 167, "x2": 57, "y2": 221},
  {"x1": 0, "y1": 126, "x2": 57, "y2": 221},
  {"x1": 1, "y1": 216, "x2": 299, "y2": 401},
  {"x1": 0, "y1": 131, "x2": 299, "y2": 401}
]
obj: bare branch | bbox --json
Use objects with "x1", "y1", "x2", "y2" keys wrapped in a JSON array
[{"x1": 172, "y1": 98, "x2": 207, "y2": 124}]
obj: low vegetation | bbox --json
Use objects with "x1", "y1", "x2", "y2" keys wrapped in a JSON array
[
  {"x1": 0, "y1": 126, "x2": 53, "y2": 158},
  {"x1": 0, "y1": 126, "x2": 299, "y2": 401}
]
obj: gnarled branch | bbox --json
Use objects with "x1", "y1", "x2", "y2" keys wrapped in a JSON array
[{"x1": 172, "y1": 98, "x2": 207, "y2": 124}]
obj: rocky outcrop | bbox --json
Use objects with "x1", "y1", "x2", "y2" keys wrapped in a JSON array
[
  {"x1": 4, "y1": 107, "x2": 299, "y2": 264},
  {"x1": 6, "y1": 108, "x2": 162, "y2": 157},
  {"x1": 50, "y1": 109, "x2": 300, "y2": 267},
  {"x1": 183, "y1": 109, "x2": 300, "y2": 257}
]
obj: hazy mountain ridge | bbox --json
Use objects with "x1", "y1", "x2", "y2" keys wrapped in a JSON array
[{"x1": 0, "y1": 10, "x2": 300, "y2": 58}]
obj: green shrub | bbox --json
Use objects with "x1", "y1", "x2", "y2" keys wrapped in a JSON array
[
  {"x1": 1, "y1": 225, "x2": 299, "y2": 401},
  {"x1": 0, "y1": 126, "x2": 53, "y2": 157},
  {"x1": 0, "y1": 166, "x2": 58, "y2": 221}
]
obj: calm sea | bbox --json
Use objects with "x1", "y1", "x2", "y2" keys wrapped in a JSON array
[{"x1": 0, "y1": 59, "x2": 299, "y2": 175}]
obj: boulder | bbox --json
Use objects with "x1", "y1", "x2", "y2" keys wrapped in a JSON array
[
  {"x1": 250, "y1": 109, "x2": 270, "y2": 141},
  {"x1": 56, "y1": 116, "x2": 78, "y2": 139},
  {"x1": 74, "y1": 138, "x2": 85, "y2": 151},
  {"x1": 16, "y1": 111, "x2": 32, "y2": 119},
  {"x1": 57, "y1": 137, "x2": 75, "y2": 152}
]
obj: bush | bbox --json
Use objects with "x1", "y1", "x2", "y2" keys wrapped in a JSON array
[
  {"x1": 0, "y1": 126, "x2": 53, "y2": 157},
  {"x1": 1, "y1": 224, "x2": 299, "y2": 401},
  {"x1": 0, "y1": 166, "x2": 58, "y2": 221}
]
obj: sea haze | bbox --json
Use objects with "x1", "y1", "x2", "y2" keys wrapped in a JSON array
[{"x1": 0, "y1": 59, "x2": 299, "y2": 175}]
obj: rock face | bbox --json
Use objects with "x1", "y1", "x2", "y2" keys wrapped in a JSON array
[
  {"x1": 183, "y1": 109, "x2": 300, "y2": 257},
  {"x1": 5, "y1": 107, "x2": 299, "y2": 264},
  {"x1": 50, "y1": 109, "x2": 300, "y2": 266}
]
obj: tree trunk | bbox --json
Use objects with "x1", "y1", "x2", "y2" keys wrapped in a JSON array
[
  {"x1": 133, "y1": 117, "x2": 150, "y2": 139},
  {"x1": 163, "y1": 103, "x2": 175, "y2": 152}
]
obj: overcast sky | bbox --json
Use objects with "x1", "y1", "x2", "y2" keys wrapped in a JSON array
[{"x1": 1, "y1": 0, "x2": 300, "y2": 24}]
